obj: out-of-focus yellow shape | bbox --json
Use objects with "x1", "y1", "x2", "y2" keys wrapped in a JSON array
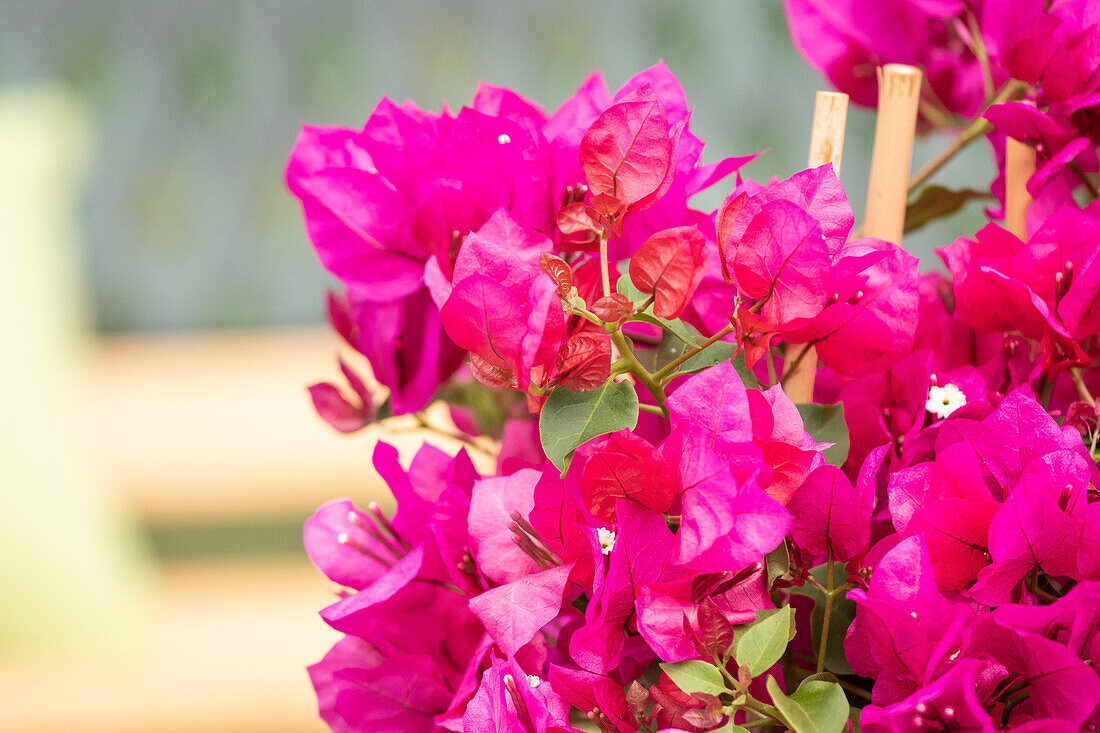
[{"x1": 0, "y1": 86, "x2": 149, "y2": 653}]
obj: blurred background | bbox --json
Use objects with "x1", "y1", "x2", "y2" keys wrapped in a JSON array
[{"x1": 0, "y1": 2, "x2": 991, "y2": 731}]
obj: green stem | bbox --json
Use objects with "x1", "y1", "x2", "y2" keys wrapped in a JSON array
[
  {"x1": 1025, "y1": 571, "x2": 1059, "y2": 603},
  {"x1": 598, "y1": 230, "x2": 611, "y2": 298},
  {"x1": 966, "y1": 10, "x2": 995, "y2": 102},
  {"x1": 816, "y1": 551, "x2": 835, "y2": 674},
  {"x1": 638, "y1": 403, "x2": 665, "y2": 415},
  {"x1": 1070, "y1": 367, "x2": 1095, "y2": 407},
  {"x1": 908, "y1": 80, "x2": 1027, "y2": 194},
  {"x1": 652, "y1": 323, "x2": 736, "y2": 383},
  {"x1": 740, "y1": 696, "x2": 786, "y2": 729},
  {"x1": 1069, "y1": 160, "x2": 1100, "y2": 200},
  {"x1": 410, "y1": 411, "x2": 499, "y2": 459},
  {"x1": 1002, "y1": 687, "x2": 1031, "y2": 725},
  {"x1": 611, "y1": 330, "x2": 669, "y2": 417},
  {"x1": 637, "y1": 293, "x2": 655, "y2": 313}
]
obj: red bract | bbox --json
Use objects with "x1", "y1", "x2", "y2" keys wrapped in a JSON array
[
  {"x1": 788, "y1": 463, "x2": 872, "y2": 563},
  {"x1": 730, "y1": 199, "x2": 831, "y2": 324},
  {"x1": 782, "y1": 0, "x2": 993, "y2": 122},
  {"x1": 581, "y1": 430, "x2": 679, "y2": 523},
  {"x1": 580, "y1": 86, "x2": 676, "y2": 212},
  {"x1": 628, "y1": 225, "x2": 708, "y2": 319}
]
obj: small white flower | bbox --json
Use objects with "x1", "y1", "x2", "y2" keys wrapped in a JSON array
[
  {"x1": 527, "y1": 675, "x2": 541, "y2": 688},
  {"x1": 926, "y1": 383, "x2": 966, "y2": 419},
  {"x1": 497, "y1": 133, "x2": 511, "y2": 144},
  {"x1": 597, "y1": 526, "x2": 617, "y2": 555}
]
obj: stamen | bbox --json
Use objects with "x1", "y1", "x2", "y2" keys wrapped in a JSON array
[
  {"x1": 511, "y1": 531, "x2": 552, "y2": 569},
  {"x1": 368, "y1": 502, "x2": 413, "y2": 551},
  {"x1": 336, "y1": 533, "x2": 394, "y2": 567},
  {"x1": 355, "y1": 517, "x2": 405, "y2": 561},
  {"x1": 508, "y1": 511, "x2": 562, "y2": 566},
  {"x1": 503, "y1": 674, "x2": 535, "y2": 732},
  {"x1": 586, "y1": 708, "x2": 614, "y2": 733}
]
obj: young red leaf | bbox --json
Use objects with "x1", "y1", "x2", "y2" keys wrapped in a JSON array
[
  {"x1": 580, "y1": 86, "x2": 674, "y2": 210},
  {"x1": 628, "y1": 225, "x2": 708, "y2": 319},
  {"x1": 585, "y1": 193, "x2": 627, "y2": 238},
  {"x1": 557, "y1": 202, "x2": 599, "y2": 249},
  {"x1": 692, "y1": 597, "x2": 735, "y2": 659},
  {"x1": 589, "y1": 293, "x2": 633, "y2": 323},
  {"x1": 555, "y1": 331, "x2": 612, "y2": 392},
  {"x1": 625, "y1": 682, "x2": 649, "y2": 724},
  {"x1": 539, "y1": 252, "x2": 574, "y2": 298},
  {"x1": 469, "y1": 353, "x2": 516, "y2": 389}
]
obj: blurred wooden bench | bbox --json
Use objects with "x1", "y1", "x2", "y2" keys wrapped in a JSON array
[{"x1": 0, "y1": 326, "x2": 494, "y2": 733}]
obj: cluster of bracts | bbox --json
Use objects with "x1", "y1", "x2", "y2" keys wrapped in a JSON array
[{"x1": 289, "y1": 2, "x2": 1100, "y2": 731}]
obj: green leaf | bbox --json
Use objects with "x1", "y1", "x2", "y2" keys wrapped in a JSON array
[
  {"x1": 733, "y1": 605, "x2": 794, "y2": 677},
  {"x1": 904, "y1": 185, "x2": 993, "y2": 234},
  {"x1": 659, "y1": 660, "x2": 727, "y2": 697},
  {"x1": 624, "y1": 310, "x2": 734, "y2": 376},
  {"x1": 732, "y1": 354, "x2": 761, "y2": 390},
  {"x1": 630, "y1": 315, "x2": 736, "y2": 376},
  {"x1": 796, "y1": 403, "x2": 849, "y2": 467},
  {"x1": 765, "y1": 542, "x2": 791, "y2": 591},
  {"x1": 766, "y1": 675, "x2": 849, "y2": 733},
  {"x1": 539, "y1": 379, "x2": 639, "y2": 473},
  {"x1": 787, "y1": 563, "x2": 856, "y2": 675},
  {"x1": 616, "y1": 272, "x2": 647, "y2": 304}
]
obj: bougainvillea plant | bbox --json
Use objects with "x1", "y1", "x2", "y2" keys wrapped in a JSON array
[{"x1": 288, "y1": 4, "x2": 1100, "y2": 731}]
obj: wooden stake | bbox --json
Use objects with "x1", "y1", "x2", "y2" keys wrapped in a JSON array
[
  {"x1": 1004, "y1": 137, "x2": 1035, "y2": 240},
  {"x1": 864, "y1": 64, "x2": 923, "y2": 244},
  {"x1": 783, "y1": 91, "x2": 849, "y2": 404}
]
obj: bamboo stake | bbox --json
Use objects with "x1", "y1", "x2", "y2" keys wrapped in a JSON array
[
  {"x1": 864, "y1": 64, "x2": 923, "y2": 244},
  {"x1": 783, "y1": 91, "x2": 849, "y2": 403},
  {"x1": 1004, "y1": 137, "x2": 1035, "y2": 240}
]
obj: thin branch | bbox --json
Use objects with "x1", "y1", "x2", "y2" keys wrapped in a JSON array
[
  {"x1": 652, "y1": 324, "x2": 736, "y2": 383},
  {"x1": 816, "y1": 550, "x2": 835, "y2": 674},
  {"x1": 965, "y1": 11, "x2": 995, "y2": 102},
  {"x1": 1070, "y1": 367, "x2": 1095, "y2": 407},
  {"x1": 411, "y1": 411, "x2": 499, "y2": 459},
  {"x1": 908, "y1": 80, "x2": 1027, "y2": 194},
  {"x1": 611, "y1": 330, "x2": 669, "y2": 417},
  {"x1": 1069, "y1": 160, "x2": 1100, "y2": 200},
  {"x1": 598, "y1": 230, "x2": 611, "y2": 298}
]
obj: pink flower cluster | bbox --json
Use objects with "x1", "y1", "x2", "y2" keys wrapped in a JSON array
[
  {"x1": 784, "y1": 0, "x2": 1100, "y2": 226},
  {"x1": 289, "y1": 9, "x2": 1100, "y2": 731}
]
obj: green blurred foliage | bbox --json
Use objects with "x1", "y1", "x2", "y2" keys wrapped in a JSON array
[{"x1": 0, "y1": 0, "x2": 992, "y2": 332}]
